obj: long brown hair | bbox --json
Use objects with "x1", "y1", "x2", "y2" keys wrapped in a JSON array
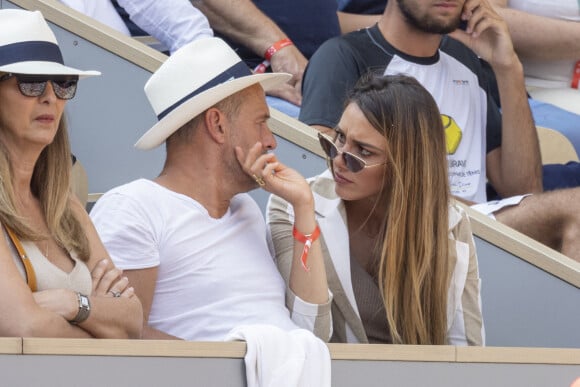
[
  {"x1": 0, "y1": 116, "x2": 90, "y2": 261},
  {"x1": 346, "y1": 73, "x2": 451, "y2": 344}
]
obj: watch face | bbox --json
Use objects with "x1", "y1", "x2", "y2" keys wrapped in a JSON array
[
  {"x1": 70, "y1": 293, "x2": 91, "y2": 324},
  {"x1": 80, "y1": 295, "x2": 90, "y2": 309}
]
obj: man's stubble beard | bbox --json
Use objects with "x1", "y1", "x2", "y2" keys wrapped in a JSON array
[{"x1": 396, "y1": 0, "x2": 461, "y2": 35}]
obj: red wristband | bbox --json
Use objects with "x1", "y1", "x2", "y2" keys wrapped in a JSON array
[
  {"x1": 264, "y1": 38, "x2": 293, "y2": 61},
  {"x1": 292, "y1": 225, "x2": 321, "y2": 272},
  {"x1": 571, "y1": 60, "x2": 580, "y2": 89},
  {"x1": 253, "y1": 59, "x2": 270, "y2": 74}
]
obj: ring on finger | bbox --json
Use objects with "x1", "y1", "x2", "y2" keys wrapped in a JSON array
[
  {"x1": 109, "y1": 290, "x2": 121, "y2": 298},
  {"x1": 252, "y1": 174, "x2": 266, "y2": 187}
]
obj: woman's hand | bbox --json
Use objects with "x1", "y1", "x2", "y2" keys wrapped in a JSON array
[{"x1": 91, "y1": 259, "x2": 134, "y2": 298}]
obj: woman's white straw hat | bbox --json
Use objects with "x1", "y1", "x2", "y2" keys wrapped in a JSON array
[
  {"x1": 0, "y1": 9, "x2": 100, "y2": 78},
  {"x1": 135, "y1": 37, "x2": 291, "y2": 150}
]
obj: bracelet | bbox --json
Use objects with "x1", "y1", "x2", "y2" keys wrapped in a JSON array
[
  {"x1": 292, "y1": 225, "x2": 321, "y2": 272},
  {"x1": 264, "y1": 38, "x2": 293, "y2": 61}
]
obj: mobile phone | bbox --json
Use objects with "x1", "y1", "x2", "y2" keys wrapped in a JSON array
[{"x1": 458, "y1": 19, "x2": 468, "y2": 31}]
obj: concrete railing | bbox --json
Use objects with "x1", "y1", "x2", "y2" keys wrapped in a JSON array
[{"x1": 1, "y1": 338, "x2": 579, "y2": 387}]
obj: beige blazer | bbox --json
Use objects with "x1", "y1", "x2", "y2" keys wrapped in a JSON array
[{"x1": 267, "y1": 170, "x2": 485, "y2": 345}]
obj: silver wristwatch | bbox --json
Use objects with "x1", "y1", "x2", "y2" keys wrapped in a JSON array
[{"x1": 70, "y1": 292, "x2": 91, "y2": 325}]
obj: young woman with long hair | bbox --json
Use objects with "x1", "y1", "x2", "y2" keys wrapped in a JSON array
[{"x1": 268, "y1": 73, "x2": 484, "y2": 345}]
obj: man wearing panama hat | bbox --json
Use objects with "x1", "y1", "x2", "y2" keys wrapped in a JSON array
[{"x1": 91, "y1": 37, "x2": 330, "y2": 340}]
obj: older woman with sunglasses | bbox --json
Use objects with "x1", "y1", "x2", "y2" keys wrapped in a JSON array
[
  {"x1": 268, "y1": 73, "x2": 484, "y2": 345},
  {"x1": 0, "y1": 9, "x2": 142, "y2": 338}
]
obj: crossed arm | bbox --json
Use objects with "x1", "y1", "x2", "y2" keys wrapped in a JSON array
[
  {"x1": 0, "y1": 198, "x2": 143, "y2": 338},
  {"x1": 489, "y1": 0, "x2": 580, "y2": 61}
]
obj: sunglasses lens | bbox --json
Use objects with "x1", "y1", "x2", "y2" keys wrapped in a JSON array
[
  {"x1": 319, "y1": 133, "x2": 367, "y2": 173},
  {"x1": 18, "y1": 81, "x2": 46, "y2": 97},
  {"x1": 16, "y1": 77, "x2": 78, "y2": 100},
  {"x1": 52, "y1": 80, "x2": 78, "y2": 100},
  {"x1": 318, "y1": 134, "x2": 336, "y2": 158},
  {"x1": 343, "y1": 154, "x2": 365, "y2": 173}
]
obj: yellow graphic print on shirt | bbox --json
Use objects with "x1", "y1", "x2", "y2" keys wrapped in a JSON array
[{"x1": 442, "y1": 114, "x2": 462, "y2": 155}]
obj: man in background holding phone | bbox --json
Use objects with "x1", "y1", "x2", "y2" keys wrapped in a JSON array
[{"x1": 298, "y1": 0, "x2": 580, "y2": 261}]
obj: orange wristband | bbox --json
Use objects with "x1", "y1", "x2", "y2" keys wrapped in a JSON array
[
  {"x1": 264, "y1": 38, "x2": 293, "y2": 61},
  {"x1": 292, "y1": 225, "x2": 320, "y2": 272}
]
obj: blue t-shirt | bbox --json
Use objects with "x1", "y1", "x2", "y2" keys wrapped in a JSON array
[{"x1": 339, "y1": 0, "x2": 386, "y2": 14}]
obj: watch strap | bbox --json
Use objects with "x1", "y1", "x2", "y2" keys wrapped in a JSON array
[{"x1": 70, "y1": 292, "x2": 90, "y2": 325}]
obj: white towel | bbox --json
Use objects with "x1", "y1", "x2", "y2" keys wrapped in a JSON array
[
  {"x1": 471, "y1": 194, "x2": 532, "y2": 219},
  {"x1": 225, "y1": 324, "x2": 331, "y2": 387}
]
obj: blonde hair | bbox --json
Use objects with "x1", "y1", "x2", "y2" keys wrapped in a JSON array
[
  {"x1": 0, "y1": 117, "x2": 90, "y2": 261},
  {"x1": 346, "y1": 73, "x2": 451, "y2": 344}
]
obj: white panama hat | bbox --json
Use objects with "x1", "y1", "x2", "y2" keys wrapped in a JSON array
[
  {"x1": 135, "y1": 37, "x2": 292, "y2": 150},
  {"x1": 0, "y1": 9, "x2": 100, "y2": 78}
]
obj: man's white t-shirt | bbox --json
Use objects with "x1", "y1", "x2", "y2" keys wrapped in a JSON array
[
  {"x1": 384, "y1": 52, "x2": 488, "y2": 202},
  {"x1": 90, "y1": 179, "x2": 297, "y2": 340}
]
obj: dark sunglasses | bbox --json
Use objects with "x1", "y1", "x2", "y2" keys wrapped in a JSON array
[
  {"x1": 318, "y1": 132, "x2": 387, "y2": 173},
  {"x1": 0, "y1": 73, "x2": 79, "y2": 100}
]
